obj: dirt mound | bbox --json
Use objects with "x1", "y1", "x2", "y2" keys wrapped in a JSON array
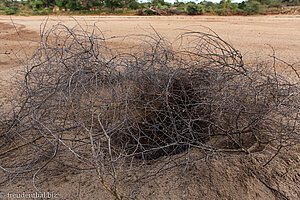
[{"x1": 1, "y1": 145, "x2": 299, "y2": 199}]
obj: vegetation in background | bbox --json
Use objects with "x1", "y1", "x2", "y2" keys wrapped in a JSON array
[{"x1": 0, "y1": 0, "x2": 299, "y2": 16}]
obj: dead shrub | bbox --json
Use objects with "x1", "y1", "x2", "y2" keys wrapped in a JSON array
[{"x1": 0, "y1": 24, "x2": 299, "y2": 199}]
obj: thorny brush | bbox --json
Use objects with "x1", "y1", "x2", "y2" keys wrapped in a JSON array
[{"x1": 0, "y1": 23, "x2": 299, "y2": 199}]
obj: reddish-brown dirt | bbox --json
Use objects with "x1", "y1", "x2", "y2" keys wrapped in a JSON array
[{"x1": 0, "y1": 15, "x2": 299, "y2": 200}]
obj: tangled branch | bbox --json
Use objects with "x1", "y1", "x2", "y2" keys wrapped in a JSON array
[{"x1": 0, "y1": 23, "x2": 299, "y2": 199}]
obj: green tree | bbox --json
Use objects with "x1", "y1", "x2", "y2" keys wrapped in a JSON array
[
  {"x1": 238, "y1": 1, "x2": 246, "y2": 9},
  {"x1": 41, "y1": 0, "x2": 56, "y2": 7},
  {"x1": 30, "y1": 0, "x2": 43, "y2": 10},
  {"x1": 28, "y1": 0, "x2": 56, "y2": 9},
  {"x1": 56, "y1": 0, "x2": 68, "y2": 10},
  {"x1": 92, "y1": 0, "x2": 104, "y2": 10},
  {"x1": 231, "y1": 3, "x2": 238, "y2": 12},
  {"x1": 187, "y1": 3, "x2": 204, "y2": 15},
  {"x1": 151, "y1": 0, "x2": 165, "y2": 8},
  {"x1": 105, "y1": 0, "x2": 122, "y2": 11},
  {"x1": 244, "y1": 0, "x2": 261, "y2": 14},
  {"x1": 174, "y1": 0, "x2": 185, "y2": 7},
  {"x1": 201, "y1": 1, "x2": 216, "y2": 9},
  {"x1": 128, "y1": 0, "x2": 139, "y2": 9},
  {"x1": 66, "y1": 0, "x2": 82, "y2": 10}
]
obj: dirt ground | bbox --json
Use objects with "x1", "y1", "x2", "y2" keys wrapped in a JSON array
[
  {"x1": 0, "y1": 15, "x2": 299, "y2": 200},
  {"x1": 1, "y1": 15, "x2": 300, "y2": 79}
]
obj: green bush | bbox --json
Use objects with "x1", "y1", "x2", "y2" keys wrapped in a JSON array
[
  {"x1": 105, "y1": 0, "x2": 123, "y2": 12},
  {"x1": 30, "y1": 0, "x2": 43, "y2": 10},
  {"x1": 144, "y1": 9, "x2": 155, "y2": 15},
  {"x1": 174, "y1": 2, "x2": 185, "y2": 7},
  {"x1": 128, "y1": 1, "x2": 139, "y2": 10},
  {"x1": 186, "y1": 2, "x2": 196, "y2": 6},
  {"x1": 164, "y1": 2, "x2": 172, "y2": 7},
  {"x1": 202, "y1": 1, "x2": 216, "y2": 9},
  {"x1": 5, "y1": 8, "x2": 16, "y2": 15},
  {"x1": 231, "y1": 3, "x2": 238, "y2": 12},
  {"x1": 11, "y1": 6, "x2": 19, "y2": 12},
  {"x1": 34, "y1": 7, "x2": 49, "y2": 15},
  {"x1": 187, "y1": 4, "x2": 204, "y2": 15},
  {"x1": 198, "y1": 4, "x2": 205, "y2": 14},
  {"x1": 268, "y1": 0, "x2": 282, "y2": 7},
  {"x1": 244, "y1": 0, "x2": 261, "y2": 14},
  {"x1": 187, "y1": 4, "x2": 197, "y2": 14},
  {"x1": 141, "y1": 3, "x2": 150, "y2": 8},
  {"x1": 39, "y1": 8, "x2": 48, "y2": 14},
  {"x1": 48, "y1": 5, "x2": 54, "y2": 11},
  {"x1": 215, "y1": 8, "x2": 223, "y2": 15},
  {"x1": 151, "y1": 0, "x2": 168, "y2": 8},
  {"x1": 205, "y1": 6, "x2": 214, "y2": 13},
  {"x1": 176, "y1": 6, "x2": 185, "y2": 13},
  {"x1": 115, "y1": 9, "x2": 124, "y2": 14},
  {"x1": 57, "y1": 0, "x2": 68, "y2": 10},
  {"x1": 238, "y1": 1, "x2": 246, "y2": 10},
  {"x1": 66, "y1": 0, "x2": 82, "y2": 11},
  {"x1": 158, "y1": 3, "x2": 169, "y2": 9}
]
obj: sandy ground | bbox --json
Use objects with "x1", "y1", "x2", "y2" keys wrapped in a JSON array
[
  {"x1": 1, "y1": 15, "x2": 300, "y2": 61},
  {"x1": 1, "y1": 15, "x2": 300, "y2": 81},
  {"x1": 0, "y1": 15, "x2": 300, "y2": 200}
]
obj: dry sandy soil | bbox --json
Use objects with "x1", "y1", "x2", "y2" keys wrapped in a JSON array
[
  {"x1": 0, "y1": 15, "x2": 300, "y2": 77},
  {"x1": 0, "y1": 15, "x2": 299, "y2": 200}
]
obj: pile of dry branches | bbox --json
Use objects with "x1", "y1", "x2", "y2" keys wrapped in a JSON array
[{"x1": 0, "y1": 24, "x2": 299, "y2": 199}]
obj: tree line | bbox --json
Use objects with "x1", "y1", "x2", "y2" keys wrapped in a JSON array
[{"x1": 0, "y1": 0, "x2": 299, "y2": 15}]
